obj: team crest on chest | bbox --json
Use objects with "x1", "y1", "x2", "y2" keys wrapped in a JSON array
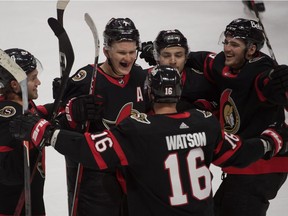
[
  {"x1": 221, "y1": 89, "x2": 240, "y2": 134},
  {"x1": 0, "y1": 106, "x2": 17, "y2": 118},
  {"x1": 72, "y1": 69, "x2": 87, "y2": 81}
]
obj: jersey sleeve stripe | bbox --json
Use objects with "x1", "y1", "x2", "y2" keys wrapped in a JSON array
[
  {"x1": 84, "y1": 132, "x2": 108, "y2": 169},
  {"x1": 213, "y1": 140, "x2": 242, "y2": 166},
  {"x1": 0, "y1": 146, "x2": 13, "y2": 152},
  {"x1": 107, "y1": 130, "x2": 128, "y2": 166}
]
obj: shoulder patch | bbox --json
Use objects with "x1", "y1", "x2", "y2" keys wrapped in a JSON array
[
  {"x1": 72, "y1": 69, "x2": 87, "y2": 82},
  {"x1": 196, "y1": 109, "x2": 212, "y2": 118},
  {"x1": 0, "y1": 106, "x2": 17, "y2": 118},
  {"x1": 130, "y1": 112, "x2": 150, "y2": 124}
]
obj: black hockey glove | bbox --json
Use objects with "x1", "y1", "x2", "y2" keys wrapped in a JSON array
[
  {"x1": 260, "y1": 122, "x2": 288, "y2": 159},
  {"x1": 65, "y1": 94, "x2": 104, "y2": 129},
  {"x1": 139, "y1": 41, "x2": 157, "y2": 66},
  {"x1": 9, "y1": 113, "x2": 56, "y2": 149},
  {"x1": 52, "y1": 77, "x2": 61, "y2": 100},
  {"x1": 261, "y1": 65, "x2": 288, "y2": 105}
]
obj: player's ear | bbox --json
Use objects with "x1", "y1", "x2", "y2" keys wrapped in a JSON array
[
  {"x1": 246, "y1": 44, "x2": 257, "y2": 57},
  {"x1": 10, "y1": 80, "x2": 21, "y2": 93},
  {"x1": 103, "y1": 48, "x2": 110, "y2": 58}
]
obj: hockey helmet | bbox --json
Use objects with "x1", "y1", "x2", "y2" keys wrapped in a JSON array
[
  {"x1": 153, "y1": 29, "x2": 189, "y2": 60},
  {"x1": 103, "y1": 18, "x2": 141, "y2": 49},
  {"x1": 0, "y1": 48, "x2": 41, "y2": 88},
  {"x1": 224, "y1": 18, "x2": 265, "y2": 51},
  {"x1": 145, "y1": 65, "x2": 182, "y2": 103}
]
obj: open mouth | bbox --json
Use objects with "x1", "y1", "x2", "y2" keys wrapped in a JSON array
[{"x1": 120, "y1": 62, "x2": 129, "y2": 67}]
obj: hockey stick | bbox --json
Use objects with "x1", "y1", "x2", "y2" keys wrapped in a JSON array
[
  {"x1": 250, "y1": 0, "x2": 278, "y2": 65},
  {"x1": 71, "y1": 13, "x2": 100, "y2": 216},
  {"x1": 57, "y1": 0, "x2": 70, "y2": 76},
  {"x1": 13, "y1": 17, "x2": 74, "y2": 216},
  {"x1": 48, "y1": 17, "x2": 75, "y2": 121},
  {"x1": 0, "y1": 49, "x2": 31, "y2": 216},
  {"x1": 57, "y1": 0, "x2": 69, "y2": 26}
]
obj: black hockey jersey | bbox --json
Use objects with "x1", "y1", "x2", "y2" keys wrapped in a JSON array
[
  {"x1": 178, "y1": 67, "x2": 219, "y2": 114},
  {"x1": 0, "y1": 99, "x2": 46, "y2": 215},
  {"x1": 54, "y1": 109, "x2": 266, "y2": 216},
  {"x1": 145, "y1": 67, "x2": 219, "y2": 115},
  {"x1": 61, "y1": 63, "x2": 149, "y2": 131},
  {"x1": 187, "y1": 51, "x2": 288, "y2": 174}
]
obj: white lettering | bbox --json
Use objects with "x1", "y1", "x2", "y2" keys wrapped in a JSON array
[
  {"x1": 91, "y1": 131, "x2": 113, "y2": 152},
  {"x1": 136, "y1": 87, "x2": 143, "y2": 102},
  {"x1": 32, "y1": 119, "x2": 48, "y2": 142},
  {"x1": 166, "y1": 132, "x2": 207, "y2": 151}
]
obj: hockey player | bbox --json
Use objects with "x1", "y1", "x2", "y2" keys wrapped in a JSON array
[
  {"x1": 183, "y1": 18, "x2": 288, "y2": 216},
  {"x1": 53, "y1": 18, "x2": 149, "y2": 215},
  {"x1": 9, "y1": 65, "x2": 288, "y2": 216},
  {"x1": 140, "y1": 29, "x2": 219, "y2": 114},
  {"x1": 140, "y1": 17, "x2": 288, "y2": 216},
  {"x1": 0, "y1": 48, "x2": 49, "y2": 215}
]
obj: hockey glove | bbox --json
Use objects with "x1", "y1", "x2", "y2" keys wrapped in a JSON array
[
  {"x1": 261, "y1": 65, "x2": 288, "y2": 105},
  {"x1": 65, "y1": 94, "x2": 104, "y2": 129},
  {"x1": 139, "y1": 41, "x2": 157, "y2": 66},
  {"x1": 9, "y1": 113, "x2": 55, "y2": 149},
  {"x1": 52, "y1": 77, "x2": 61, "y2": 100},
  {"x1": 260, "y1": 122, "x2": 288, "y2": 159}
]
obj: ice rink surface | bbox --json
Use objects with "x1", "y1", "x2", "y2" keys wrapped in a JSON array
[{"x1": 1, "y1": 0, "x2": 288, "y2": 215}]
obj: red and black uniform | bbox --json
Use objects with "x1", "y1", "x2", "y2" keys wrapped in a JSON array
[
  {"x1": 0, "y1": 98, "x2": 50, "y2": 215},
  {"x1": 146, "y1": 67, "x2": 220, "y2": 115},
  {"x1": 53, "y1": 108, "x2": 268, "y2": 216},
  {"x1": 178, "y1": 67, "x2": 219, "y2": 115},
  {"x1": 187, "y1": 51, "x2": 288, "y2": 216},
  {"x1": 60, "y1": 63, "x2": 149, "y2": 215}
]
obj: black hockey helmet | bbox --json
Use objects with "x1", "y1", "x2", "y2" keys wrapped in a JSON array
[
  {"x1": 103, "y1": 18, "x2": 141, "y2": 49},
  {"x1": 153, "y1": 29, "x2": 189, "y2": 60},
  {"x1": 146, "y1": 65, "x2": 182, "y2": 103},
  {"x1": 224, "y1": 18, "x2": 265, "y2": 51},
  {"x1": 0, "y1": 48, "x2": 40, "y2": 88}
]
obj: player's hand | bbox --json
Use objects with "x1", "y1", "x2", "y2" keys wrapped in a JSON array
[
  {"x1": 9, "y1": 113, "x2": 55, "y2": 149},
  {"x1": 52, "y1": 77, "x2": 61, "y2": 100},
  {"x1": 65, "y1": 94, "x2": 104, "y2": 129},
  {"x1": 262, "y1": 65, "x2": 288, "y2": 105},
  {"x1": 260, "y1": 122, "x2": 288, "y2": 159},
  {"x1": 139, "y1": 41, "x2": 157, "y2": 66}
]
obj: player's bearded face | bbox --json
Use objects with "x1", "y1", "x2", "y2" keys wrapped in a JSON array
[
  {"x1": 108, "y1": 41, "x2": 138, "y2": 76},
  {"x1": 158, "y1": 46, "x2": 186, "y2": 74},
  {"x1": 223, "y1": 36, "x2": 246, "y2": 70}
]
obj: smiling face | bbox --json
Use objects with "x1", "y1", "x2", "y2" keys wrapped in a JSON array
[
  {"x1": 223, "y1": 36, "x2": 247, "y2": 69},
  {"x1": 104, "y1": 41, "x2": 138, "y2": 77},
  {"x1": 223, "y1": 35, "x2": 257, "y2": 70},
  {"x1": 27, "y1": 69, "x2": 41, "y2": 100}
]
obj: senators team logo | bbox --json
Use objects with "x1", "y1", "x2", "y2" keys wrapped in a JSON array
[
  {"x1": 102, "y1": 102, "x2": 141, "y2": 129},
  {"x1": 0, "y1": 106, "x2": 17, "y2": 118},
  {"x1": 130, "y1": 112, "x2": 150, "y2": 124},
  {"x1": 72, "y1": 69, "x2": 87, "y2": 81},
  {"x1": 221, "y1": 89, "x2": 240, "y2": 134}
]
